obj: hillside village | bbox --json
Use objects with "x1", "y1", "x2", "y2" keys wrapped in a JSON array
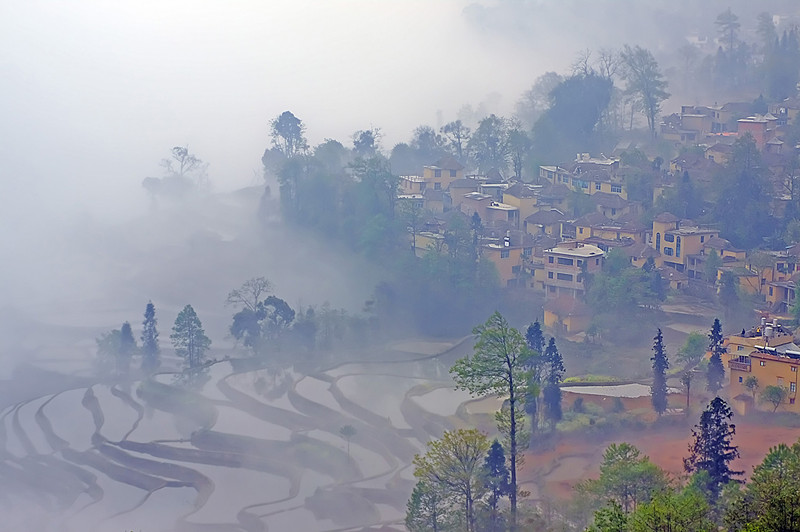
[{"x1": 396, "y1": 95, "x2": 800, "y2": 337}]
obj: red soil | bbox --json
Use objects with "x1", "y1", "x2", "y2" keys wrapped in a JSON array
[{"x1": 520, "y1": 405, "x2": 800, "y2": 502}]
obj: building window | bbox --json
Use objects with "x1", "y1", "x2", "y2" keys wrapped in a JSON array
[
  {"x1": 656, "y1": 233, "x2": 661, "y2": 251},
  {"x1": 420, "y1": 182, "x2": 426, "y2": 191},
  {"x1": 512, "y1": 265, "x2": 520, "y2": 273},
  {"x1": 760, "y1": 360, "x2": 766, "y2": 366},
  {"x1": 435, "y1": 169, "x2": 442, "y2": 177},
  {"x1": 739, "y1": 376, "x2": 743, "y2": 383},
  {"x1": 664, "y1": 234, "x2": 675, "y2": 243},
  {"x1": 770, "y1": 287, "x2": 774, "y2": 296},
  {"x1": 434, "y1": 182, "x2": 441, "y2": 190},
  {"x1": 523, "y1": 247, "x2": 532, "y2": 257},
  {"x1": 596, "y1": 258, "x2": 600, "y2": 265},
  {"x1": 577, "y1": 259, "x2": 583, "y2": 266},
  {"x1": 558, "y1": 257, "x2": 574, "y2": 266},
  {"x1": 579, "y1": 227, "x2": 583, "y2": 234},
  {"x1": 700, "y1": 235, "x2": 705, "y2": 243},
  {"x1": 595, "y1": 183, "x2": 601, "y2": 190},
  {"x1": 548, "y1": 272, "x2": 554, "y2": 279},
  {"x1": 557, "y1": 273, "x2": 573, "y2": 281},
  {"x1": 501, "y1": 249, "x2": 510, "y2": 258},
  {"x1": 611, "y1": 184, "x2": 622, "y2": 193},
  {"x1": 792, "y1": 382, "x2": 797, "y2": 393},
  {"x1": 738, "y1": 346, "x2": 744, "y2": 351},
  {"x1": 548, "y1": 256, "x2": 554, "y2": 263},
  {"x1": 792, "y1": 367, "x2": 797, "y2": 372},
  {"x1": 791, "y1": 398, "x2": 796, "y2": 405},
  {"x1": 676, "y1": 236, "x2": 681, "y2": 258},
  {"x1": 664, "y1": 247, "x2": 673, "y2": 256},
  {"x1": 450, "y1": 169, "x2": 456, "y2": 177},
  {"x1": 611, "y1": 208, "x2": 617, "y2": 216},
  {"x1": 548, "y1": 285, "x2": 556, "y2": 293}
]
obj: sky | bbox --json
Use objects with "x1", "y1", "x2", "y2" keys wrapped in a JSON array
[{"x1": 0, "y1": 0, "x2": 561, "y2": 221}]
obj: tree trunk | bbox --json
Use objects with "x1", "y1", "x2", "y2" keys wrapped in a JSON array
[{"x1": 510, "y1": 388, "x2": 517, "y2": 530}]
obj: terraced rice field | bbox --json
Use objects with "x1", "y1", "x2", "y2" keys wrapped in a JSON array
[{"x1": 0, "y1": 338, "x2": 476, "y2": 532}]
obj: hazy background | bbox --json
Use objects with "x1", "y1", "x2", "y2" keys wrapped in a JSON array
[{"x1": 1, "y1": 0, "x2": 795, "y2": 366}]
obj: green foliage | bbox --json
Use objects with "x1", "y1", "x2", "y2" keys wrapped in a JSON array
[
  {"x1": 450, "y1": 312, "x2": 534, "y2": 528},
  {"x1": 95, "y1": 328, "x2": 122, "y2": 377},
  {"x1": 684, "y1": 397, "x2": 742, "y2": 499},
  {"x1": 655, "y1": 171, "x2": 702, "y2": 220},
  {"x1": 704, "y1": 249, "x2": 722, "y2": 285},
  {"x1": 725, "y1": 440, "x2": 800, "y2": 532},
  {"x1": 406, "y1": 479, "x2": 452, "y2": 532},
  {"x1": 171, "y1": 305, "x2": 211, "y2": 371},
  {"x1": 270, "y1": 111, "x2": 308, "y2": 159},
  {"x1": 579, "y1": 443, "x2": 668, "y2": 514},
  {"x1": 542, "y1": 337, "x2": 565, "y2": 428},
  {"x1": 713, "y1": 134, "x2": 775, "y2": 249},
  {"x1": 651, "y1": 329, "x2": 669, "y2": 416},
  {"x1": 140, "y1": 301, "x2": 160, "y2": 373},
  {"x1": 628, "y1": 487, "x2": 715, "y2": 531},
  {"x1": 707, "y1": 319, "x2": 725, "y2": 395},
  {"x1": 745, "y1": 376, "x2": 759, "y2": 398},
  {"x1": 412, "y1": 429, "x2": 491, "y2": 532},
  {"x1": 620, "y1": 45, "x2": 669, "y2": 138},
  {"x1": 760, "y1": 385, "x2": 788, "y2": 412},
  {"x1": 531, "y1": 72, "x2": 614, "y2": 163},
  {"x1": 586, "y1": 249, "x2": 665, "y2": 337},
  {"x1": 677, "y1": 331, "x2": 706, "y2": 368},
  {"x1": 482, "y1": 440, "x2": 511, "y2": 532},
  {"x1": 467, "y1": 114, "x2": 512, "y2": 174}
]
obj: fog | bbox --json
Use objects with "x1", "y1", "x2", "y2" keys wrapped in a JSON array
[{"x1": 3, "y1": 1, "x2": 799, "y2": 530}]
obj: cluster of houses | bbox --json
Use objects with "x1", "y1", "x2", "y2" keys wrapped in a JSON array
[{"x1": 400, "y1": 127, "x2": 800, "y2": 336}]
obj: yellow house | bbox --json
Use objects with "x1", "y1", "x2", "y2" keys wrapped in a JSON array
[
  {"x1": 543, "y1": 241, "x2": 604, "y2": 300},
  {"x1": 482, "y1": 233, "x2": 535, "y2": 288},
  {"x1": 651, "y1": 212, "x2": 719, "y2": 272},
  {"x1": 401, "y1": 156, "x2": 465, "y2": 196},
  {"x1": 728, "y1": 341, "x2": 800, "y2": 415},
  {"x1": 503, "y1": 183, "x2": 541, "y2": 221},
  {"x1": 544, "y1": 296, "x2": 591, "y2": 334},
  {"x1": 524, "y1": 209, "x2": 565, "y2": 238}
]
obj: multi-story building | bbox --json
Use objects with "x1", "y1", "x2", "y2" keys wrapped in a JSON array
[
  {"x1": 399, "y1": 156, "x2": 464, "y2": 195},
  {"x1": 651, "y1": 213, "x2": 719, "y2": 272},
  {"x1": 542, "y1": 241, "x2": 604, "y2": 299},
  {"x1": 539, "y1": 154, "x2": 627, "y2": 199},
  {"x1": 727, "y1": 320, "x2": 800, "y2": 415},
  {"x1": 483, "y1": 232, "x2": 536, "y2": 288}
]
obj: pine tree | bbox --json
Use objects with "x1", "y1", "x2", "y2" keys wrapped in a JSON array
[
  {"x1": 525, "y1": 322, "x2": 545, "y2": 432},
  {"x1": 118, "y1": 322, "x2": 136, "y2": 376},
  {"x1": 707, "y1": 318, "x2": 725, "y2": 395},
  {"x1": 141, "y1": 301, "x2": 160, "y2": 373},
  {"x1": 543, "y1": 337, "x2": 565, "y2": 429},
  {"x1": 526, "y1": 321, "x2": 544, "y2": 354},
  {"x1": 482, "y1": 440, "x2": 511, "y2": 532},
  {"x1": 684, "y1": 397, "x2": 742, "y2": 498},
  {"x1": 651, "y1": 329, "x2": 669, "y2": 416},
  {"x1": 171, "y1": 305, "x2": 211, "y2": 371}
]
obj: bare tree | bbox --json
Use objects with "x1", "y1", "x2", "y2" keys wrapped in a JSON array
[
  {"x1": 620, "y1": 45, "x2": 670, "y2": 138},
  {"x1": 226, "y1": 277, "x2": 273, "y2": 311}
]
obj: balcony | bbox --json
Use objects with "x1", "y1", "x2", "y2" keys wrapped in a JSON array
[{"x1": 728, "y1": 360, "x2": 751, "y2": 372}]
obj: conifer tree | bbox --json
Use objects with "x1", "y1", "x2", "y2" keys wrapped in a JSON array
[
  {"x1": 684, "y1": 397, "x2": 742, "y2": 498},
  {"x1": 525, "y1": 321, "x2": 545, "y2": 432},
  {"x1": 171, "y1": 305, "x2": 211, "y2": 371},
  {"x1": 543, "y1": 337, "x2": 565, "y2": 429},
  {"x1": 118, "y1": 322, "x2": 136, "y2": 376},
  {"x1": 707, "y1": 318, "x2": 725, "y2": 395},
  {"x1": 651, "y1": 329, "x2": 669, "y2": 416},
  {"x1": 141, "y1": 301, "x2": 160, "y2": 373},
  {"x1": 482, "y1": 439, "x2": 511, "y2": 532}
]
